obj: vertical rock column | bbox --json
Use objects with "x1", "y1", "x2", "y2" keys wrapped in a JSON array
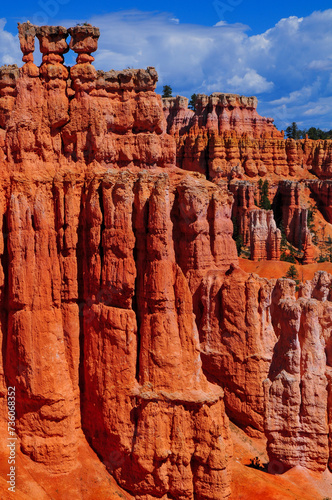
[
  {"x1": 64, "y1": 25, "x2": 100, "y2": 162},
  {"x1": 4, "y1": 183, "x2": 80, "y2": 472},
  {"x1": 17, "y1": 22, "x2": 38, "y2": 76},
  {"x1": 36, "y1": 26, "x2": 70, "y2": 137},
  {"x1": 229, "y1": 180, "x2": 256, "y2": 246},
  {"x1": 5, "y1": 23, "x2": 43, "y2": 167},
  {"x1": 279, "y1": 180, "x2": 304, "y2": 247},
  {"x1": 81, "y1": 171, "x2": 138, "y2": 477},
  {"x1": 198, "y1": 267, "x2": 276, "y2": 436},
  {"x1": 130, "y1": 173, "x2": 231, "y2": 499},
  {"x1": 68, "y1": 24, "x2": 100, "y2": 93},
  {"x1": 0, "y1": 65, "x2": 19, "y2": 134},
  {"x1": 81, "y1": 171, "x2": 232, "y2": 499},
  {"x1": 249, "y1": 210, "x2": 281, "y2": 261},
  {"x1": 264, "y1": 274, "x2": 330, "y2": 472}
]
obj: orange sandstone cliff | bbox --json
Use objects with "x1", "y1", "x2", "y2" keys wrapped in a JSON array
[{"x1": 0, "y1": 22, "x2": 331, "y2": 500}]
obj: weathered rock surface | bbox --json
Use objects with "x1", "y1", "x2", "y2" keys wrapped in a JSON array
[
  {"x1": 249, "y1": 210, "x2": 281, "y2": 261},
  {"x1": 163, "y1": 98, "x2": 332, "y2": 181},
  {"x1": 0, "y1": 167, "x2": 236, "y2": 498},
  {"x1": 0, "y1": 23, "x2": 240, "y2": 500},
  {"x1": 163, "y1": 93, "x2": 280, "y2": 138},
  {"x1": 80, "y1": 169, "x2": 234, "y2": 498},
  {"x1": 196, "y1": 267, "x2": 332, "y2": 472},
  {"x1": 0, "y1": 21, "x2": 332, "y2": 500},
  {"x1": 197, "y1": 267, "x2": 277, "y2": 436},
  {"x1": 265, "y1": 273, "x2": 332, "y2": 472}
]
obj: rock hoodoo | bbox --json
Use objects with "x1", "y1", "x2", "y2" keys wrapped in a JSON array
[
  {"x1": 0, "y1": 22, "x2": 236, "y2": 500},
  {"x1": 0, "y1": 22, "x2": 331, "y2": 500}
]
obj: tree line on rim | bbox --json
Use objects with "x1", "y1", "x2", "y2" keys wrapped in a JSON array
[{"x1": 285, "y1": 122, "x2": 332, "y2": 140}]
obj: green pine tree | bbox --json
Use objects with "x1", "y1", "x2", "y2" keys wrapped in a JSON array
[{"x1": 162, "y1": 85, "x2": 172, "y2": 98}]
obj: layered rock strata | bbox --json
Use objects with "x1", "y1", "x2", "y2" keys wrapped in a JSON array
[
  {"x1": 163, "y1": 93, "x2": 280, "y2": 138},
  {"x1": 249, "y1": 210, "x2": 281, "y2": 261},
  {"x1": 0, "y1": 23, "x2": 238, "y2": 500},
  {"x1": 163, "y1": 97, "x2": 332, "y2": 180},
  {"x1": 196, "y1": 267, "x2": 332, "y2": 472},
  {"x1": 0, "y1": 22, "x2": 332, "y2": 500},
  {"x1": 265, "y1": 273, "x2": 332, "y2": 472},
  {"x1": 1, "y1": 24, "x2": 173, "y2": 176}
]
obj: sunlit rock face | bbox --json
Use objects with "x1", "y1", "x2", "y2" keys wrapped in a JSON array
[
  {"x1": 0, "y1": 22, "x2": 238, "y2": 500},
  {"x1": 0, "y1": 21, "x2": 331, "y2": 500}
]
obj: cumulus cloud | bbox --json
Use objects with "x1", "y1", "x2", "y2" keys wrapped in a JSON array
[
  {"x1": 0, "y1": 19, "x2": 21, "y2": 66},
  {"x1": 1, "y1": 9, "x2": 332, "y2": 129},
  {"x1": 88, "y1": 9, "x2": 332, "y2": 129}
]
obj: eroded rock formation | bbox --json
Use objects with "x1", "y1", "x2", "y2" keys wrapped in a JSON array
[
  {"x1": 265, "y1": 273, "x2": 332, "y2": 472},
  {"x1": 249, "y1": 210, "x2": 281, "y2": 261},
  {"x1": 164, "y1": 95, "x2": 332, "y2": 181},
  {"x1": 0, "y1": 21, "x2": 332, "y2": 500},
  {"x1": 0, "y1": 22, "x2": 238, "y2": 500},
  {"x1": 163, "y1": 93, "x2": 281, "y2": 138}
]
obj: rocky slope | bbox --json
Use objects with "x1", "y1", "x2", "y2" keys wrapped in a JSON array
[{"x1": 0, "y1": 21, "x2": 332, "y2": 500}]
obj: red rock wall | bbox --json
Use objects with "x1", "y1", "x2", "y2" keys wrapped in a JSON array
[
  {"x1": 265, "y1": 273, "x2": 332, "y2": 472},
  {"x1": 1, "y1": 22, "x2": 332, "y2": 500},
  {"x1": 0, "y1": 23, "x2": 239, "y2": 500},
  {"x1": 163, "y1": 93, "x2": 281, "y2": 139},
  {"x1": 197, "y1": 267, "x2": 276, "y2": 436},
  {"x1": 162, "y1": 97, "x2": 332, "y2": 181},
  {"x1": 249, "y1": 210, "x2": 281, "y2": 261},
  {"x1": 195, "y1": 267, "x2": 332, "y2": 471},
  {"x1": 80, "y1": 170, "x2": 234, "y2": 497}
]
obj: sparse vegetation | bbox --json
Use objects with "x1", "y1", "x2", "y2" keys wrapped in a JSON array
[
  {"x1": 162, "y1": 85, "x2": 173, "y2": 98},
  {"x1": 278, "y1": 221, "x2": 303, "y2": 263},
  {"x1": 232, "y1": 216, "x2": 250, "y2": 258},
  {"x1": 258, "y1": 179, "x2": 271, "y2": 210},
  {"x1": 284, "y1": 264, "x2": 301, "y2": 290},
  {"x1": 317, "y1": 235, "x2": 332, "y2": 262},
  {"x1": 232, "y1": 216, "x2": 243, "y2": 255},
  {"x1": 188, "y1": 93, "x2": 197, "y2": 110},
  {"x1": 285, "y1": 122, "x2": 332, "y2": 140},
  {"x1": 285, "y1": 264, "x2": 299, "y2": 281},
  {"x1": 248, "y1": 456, "x2": 267, "y2": 471},
  {"x1": 306, "y1": 204, "x2": 318, "y2": 245}
]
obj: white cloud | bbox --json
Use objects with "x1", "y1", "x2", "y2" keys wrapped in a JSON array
[
  {"x1": 0, "y1": 19, "x2": 21, "y2": 66},
  {"x1": 227, "y1": 69, "x2": 274, "y2": 94},
  {"x1": 1, "y1": 9, "x2": 332, "y2": 129}
]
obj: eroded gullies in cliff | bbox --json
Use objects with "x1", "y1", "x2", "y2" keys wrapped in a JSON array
[{"x1": 0, "y1": 21, "x2": 332, "y2": 500}]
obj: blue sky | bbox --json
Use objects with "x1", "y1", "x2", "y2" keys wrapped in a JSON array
[{"x1": 1, "y1": 1, "x2": 332, "y2": 131}]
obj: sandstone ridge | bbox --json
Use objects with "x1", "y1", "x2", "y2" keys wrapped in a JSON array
[{"x1": 0, "y1": 22, "x2": 331, "y2": 500}]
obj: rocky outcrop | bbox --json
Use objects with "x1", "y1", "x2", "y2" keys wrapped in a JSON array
[
  {"x1": 1, "y1": 24, "x2": 173, "y2": 176},
  {"x1": 228, "y1": 180, "x2": 256, "y2": 246},
  {"x1": 197, "y1": 268, "x2": 276, "y2": 436},
  {"x1": 0, "y1": 23, "x2": 240, "y2": 500},
  {"x1": 196, "y1": 268, "x2": 332, "y2": 471},
  {"x1": 249, "y1": 210, "x2": 281, "y2": 261},
  {"x1": 265, "y1": 273, "x2": 332, "y2": 472},
  {"x1": 163, "y1": 95, "x2": 195, "y2": 135},
  {"x1": 163, "y1": 99, "x2": 332, "y2": 181},
  {"x1": 309, "y1": 179, "x2": 332, "y2": 223},
  {"x1": 1, "y1": 21, "x2": 332, "y2": 500},
  {"x1": 163, "y1": 93, "x2": 281, "y2": 139},
  {"x1": 80, "y1": 170, "x2": 234, "y2": 498}
]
